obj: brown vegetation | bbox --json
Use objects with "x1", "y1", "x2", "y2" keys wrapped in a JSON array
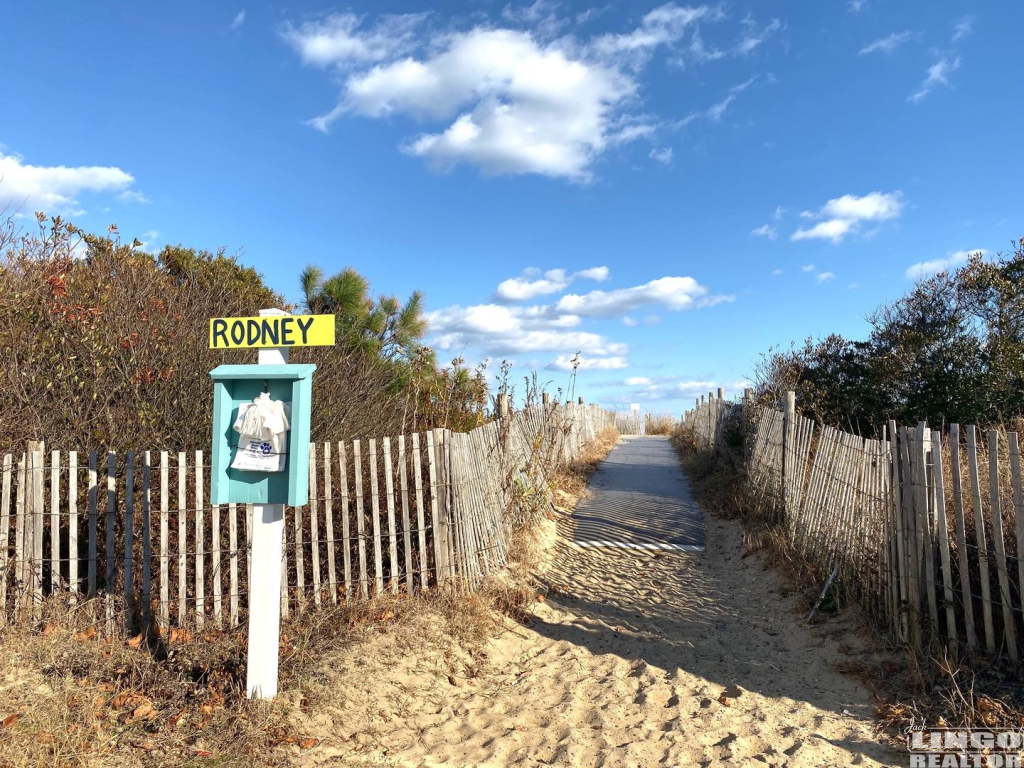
[{"x1": 0, "y1": 214, "x2": 490, "y2": 454}]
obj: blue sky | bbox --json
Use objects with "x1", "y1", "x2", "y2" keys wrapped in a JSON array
[{"x1": 1, "y1": 1, "x2": 1021, "y2": 414}]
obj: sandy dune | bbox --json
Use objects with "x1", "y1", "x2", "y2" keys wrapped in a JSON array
[{"x1": 292, "y1": 497, "x2": 901, "y2": 767}]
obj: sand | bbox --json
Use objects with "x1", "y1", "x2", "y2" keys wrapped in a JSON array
[{"x1": 292, "y1": 508, "x2": 901, "y2": 766}]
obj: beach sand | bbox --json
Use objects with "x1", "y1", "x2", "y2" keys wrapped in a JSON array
[{"x1": 291, "y1": 497, "x2": 901, "y2": 767}]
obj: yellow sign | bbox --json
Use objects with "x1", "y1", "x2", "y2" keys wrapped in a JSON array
[{"x1": 209, "y1": 315, "x2": 336, "y2": 349}]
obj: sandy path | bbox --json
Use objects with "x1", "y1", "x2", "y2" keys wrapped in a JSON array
[{"x1": 295, "y1": 468, "x2": 901, "y2": 766}]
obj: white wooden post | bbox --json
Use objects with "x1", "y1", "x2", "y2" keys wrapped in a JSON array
[
  {"x1": 782, "y1": 391, "x2": 795, "y2": 515},
  {"x1": 247, "y1": 308, "x2": 288, "y2": 700}
]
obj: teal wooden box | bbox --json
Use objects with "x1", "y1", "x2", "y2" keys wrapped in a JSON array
[{"x1": 209, "y1": 363, "x2": 316, "y2": 506}]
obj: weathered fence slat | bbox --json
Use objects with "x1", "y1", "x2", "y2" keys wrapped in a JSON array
[
  {"x1": 14, "y1": 456, "x2": 25, "y2": 616},
  {"x1": 212, "y1": 495, "x2": 222, "y2": 628},
  {"x1": 965, "y1": 426, "x2": 996, "y2": 653},
  {"x1": 338, "y1": 441, "x2": 353, "y2": 601},
  {"x1": 293, "y1": 476, "x2": 306, "y2": 610},
  {"x1": 412, "y1": 433, "x2": 428, "y2": 591},
  {"x1": 930, "y1": 432, "x2": 957, "y2": 654},
  {"x1": 427, "y1": 431, "x2": 442, "y2": 587},
  {"x1": 309, "y1": 443, "x2": 321, "y2": 607},
  {"x1": 88, "y1": 452, "x2": 98, "y2": 599},
  {"x1": 1009, "y1": 433, "x2": 1024, "y2": 657},
  {"x1": 0, "y1": 454, "x2": 11, "y2": 622},
  {"x1": 195, "y1": 450, "x2": 205, "y2": 628},
  {"x1": 124, "y1": 451, "x2": 135, "y2": 631},
  {"x1": 986, "y1": 430, "x2": 1018, "y2": 660},
  {"x1": 383, "y1": 436, "x2": 399, "y2": 594},
  {"x1": 159, "y1": 452, "x2": 169, "y2": 627},
  {"x1": 104, "y1": 450, "x2": 115, "y2": 630},
  {"x1": 353, "y1": 440, "x2": 369, "y2": 599},
  {"x1": 50, "y1": 450, "x2": 60, "y2": 593},
  {"x1": 142, "y1": 452, "x2": 153, "y2": 629},
  {"x1": 949, "y1": 425, "x2": 978, "y2": 650},
  {"x1": 228, "y1": 502, "x2": 238, "y2": 627},
  {"x1": 323, "y1": 443, "x2": 337, "y2": 604},
  {"x1": 398, "y1": 435, "x2": 413, "y2": 594},
  {"x1": 177, "y1": 452, "x2": 187, "y2": 623},
  {"x1": 69, "y1": 451, "x2": 78, "y2": 599},
  {"x1": 369, "y1": 439, "x2": 384, "y2": 596}
]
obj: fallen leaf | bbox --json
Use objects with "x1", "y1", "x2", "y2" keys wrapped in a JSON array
[
  {"x1": 300, "y1": 738, "x2": 319, "y2": 750},
  {"x1": 41, "y1": 623, "x2": 59, "y2": 636},
  {"x1": 127, "y1": 634, "x2": 143, "y2": 649},
  {"x1": 195, "y1": 749, "x2": 212, "y2": 758},
  {"x1": 2, "y1": 714, "x2": 21, "y2": 728},
  {"x1": 111, "y1": 693, "x2": 150, "y2": 710}
]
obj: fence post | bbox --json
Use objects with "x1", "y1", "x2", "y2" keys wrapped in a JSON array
[
  {"x1": 717, "y1": 388, "x2": 725, "y2": 401},
  {"x1": 246, "y1": 308, "x2": 289, "y2": 700},
  {"x1": 542, "y1": 392, "x2": 550, "y2": 406},
  {"x1": 782, "y1": 391, "x2": 795, "y2": 515},
  {"x1": 742, "y1": 388, "x2": 753, "y2": 462}
]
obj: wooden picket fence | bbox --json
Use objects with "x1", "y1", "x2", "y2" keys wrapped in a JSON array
[
  {"x1": 0, "y1": 402, "x2": 615, "y2": 635},
  {"x1": 683, "y1": 392, "x2": 1024, "y2": 659}
]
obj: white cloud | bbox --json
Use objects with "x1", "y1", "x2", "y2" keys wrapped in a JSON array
[
  {"x1": 0, "y1": 151, "x2": 139, "y2": 215},
  {"x1": 427, "y1": 302, "x2": 626, "y2": 357},
  {"x1": 118, "y1": 189, "x2": 151, "y2": 204},
  {"x1": 816, "y1": 271, "x2": 836, "y2": 283},
  {"x1": 905, "y1": 248, "x2": 984, "y2": 279},
  {"x1": 622, "y1": 316, "x2": 639, "y2": 327},
  {"x1": 687, "y1": 26, "x2": 725, "y2": 64},
  {"x1": 496, "y1": 268, "x2": 572, "y2": 301},
  {"x1": 751, "y1": 223, "x2": 777, "y2": 240},
  {"x1": 673, "y1": 76, "x2": 757, "y2": 128},
  {"x1": 792, "y1": 219, "x2": 855, "y2": 243},
  {"x1": 285, "y1": 6, "x2": 772, "y2": 180},
  {"x1": 430, "y1": 271, "x2": 730, "y2": 361},
  {"x1": 649, "y1": 146, "x2": 673, "y2": 164},
  {"x1": 282, "y1": 13, "x2": 426, "y2": 68},
  {"x1": 801, "y1": 264, "x2": 815, "y2": 272},
  {"x1": 951, "y1": 16, "x2": 973, "y2": 43},
  {"x1": 375, "y1": 30, "x2": 640, "y2": 180},
  {"x1": 628, "y1": 376, "x2": 724, "y2": 402},
  {"x1": 230, "y1": 10, "x2": 246, "y2": 30},
  {"x1": 847, "y1": 0, "x2": 868, "y2": 12},
  {"x1": 735, "y1": 16, "x2": 782, "y2": 56},
  {"x1": 495, "y1": 265, "x2": 609, "y2": 301},
  {"x1": 624, "y1": 376, "x2": 651, "y2": 386},
  {"x1": 772, "y1": 205, "x2": 786, "y2": 220},
  {"x1": 909, "y1": 55, "x2": 960, "y2": 103},
  {"x1": 791, "y1": 190, "x2": 903, "y2": 243},
  {"x1": 771, "y1": 268, "x2": 783, "y2": 276},
  {"x1": 547, "y1": 354, "x2": 627, "y2": 371},
  {"x1": 555, "y1": 276, "x2": 734, "y2": 317},
  {"x1": 501, "y1": 0, "x2": 566, "y2": 39},
  {"x1": 859, "y1": 30, "x2": 915, "y2": 55},
  {"x1": 576, "y1": 266, "x2": 610, "y2": 281},
  {"x1": 592, "y1": 3, "x2": 710, "y2": 58}
]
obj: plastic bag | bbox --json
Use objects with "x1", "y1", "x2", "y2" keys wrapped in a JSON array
[{"x1": 231, "y1": 392, "x2": 291, "y2": 472}]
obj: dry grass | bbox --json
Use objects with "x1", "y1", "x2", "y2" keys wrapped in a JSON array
[
  {"x1": 0, "y1": 595, "x2": 423, "y2": 766},
  {"x1": 644, "y1": 413, "x2": 679, "y2": 436}
]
